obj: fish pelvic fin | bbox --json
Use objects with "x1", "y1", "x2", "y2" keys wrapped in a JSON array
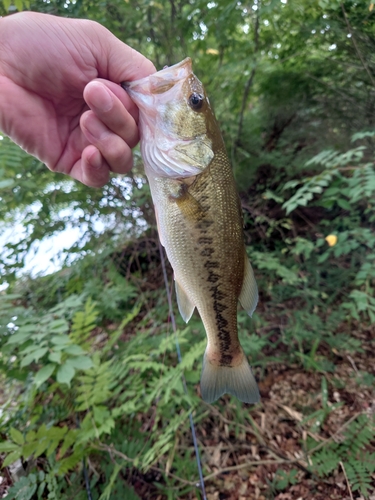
[
  {"x1": 200, "y1": 349, "x2": 260, "y2": 404},
  {"x1": 175, "y1": 279, "x2": 195, "y2": 323},
  {"x1": 239, "y1": 252, "x2": 258, "y2": 317}
]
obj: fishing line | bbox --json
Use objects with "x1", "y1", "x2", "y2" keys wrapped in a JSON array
[
  {"x1": 158, "y1": 240, "x2": 207, "y2": 500},
  {"x1": 75, "y1": 415, "x2": 93, "y2": 500}
]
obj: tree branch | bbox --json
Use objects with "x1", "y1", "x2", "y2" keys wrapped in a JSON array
[
  {"x1": 341, "y1": 2, "x2": 375, "y2": 89},
  {"x1": 235, "y1": 4, "x2": 261, "y2": 150}
]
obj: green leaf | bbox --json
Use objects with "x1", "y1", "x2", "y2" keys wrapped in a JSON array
[
  {"x1": 56, "y1": 363, "x2": 75, "y2": 386},
  {"x1": 351, "y1": 131, "x2": 375, "y2": 142},
  {"x1": 65, "y1": 356, "x2": 93, "y2": 370},
  {"x1": 98, "y1": 463, "x2": 123, "y2": 500},
  {"x1": 5, "y1": 476, "x2": 37, "y2": 500},
  {"x1": 13, "y1": 0, "x2": 24, "y2": 11},
  {"x1": 2, "y1": 449, "x2": 22, "y2": 468},
  {"x1": 10, "y1": 428, "x2": 24, "y2": 446},
  {"x1": 20, "y1": 342, "x2": 47, "y2": 355},
  {"x1": 6, "y1": 331, "x2": 33, "y2": 345},
  {"x1": 49, "y1": 319, "x2": 69, "y2": 333},
  {"x1": 56, "y1": 449, "x2": 85, "y2": 475},
  {"x1": 20, "y1": 352, "x2": 37, "y2": 367},
  {"x1": 59, "y1": 430, "x2": 77, "y2": 457},
  {"x1": 0, "y1": 179, "x2": 15, "y2": 189},
  {"x1": 20, "y1": 347, "x2": 48, "y2": 367},
  {"x1": 50, "y1": 335, "x2": 71, "y2": 345},
  {"x1": 63, "y1": 344, "x2": 85, "y2": 355},
  {"x1": 0, "y1": 442, "x2": 20, "y2": 453},
  {"x1": 23, "y1": 442, "x2": 39, "y2": 459},
  {"x1": 2, "y1": 0, "x2": 11, "y2": 12},
  {"x1": 48, "y1": 351, "x2": 62, "y2": 363},
  {"x1": 25, "y1": 430, "x2": 36, "y2": 442},
  {"x1": 337, "y1": 198, "x2": 352, "y2": 210},
  {"x1": 33, "y1": 347, "x2": 48, "y2": 361},
  {"x1": 34, "y1": 364, "x2": 56, "y2": 387}
]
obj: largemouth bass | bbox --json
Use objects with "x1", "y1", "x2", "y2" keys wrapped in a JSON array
[{"x1": 123, "y1": 58, "x2": 260, "y2": 404}]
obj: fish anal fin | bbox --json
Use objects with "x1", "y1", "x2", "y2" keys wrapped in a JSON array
[
  {"x1": 200, "y1": 349, "x2": 260, "y2": 404},
  {"x1": 175, "y1": 280, "x2": 195, "y2": 323},
  {"x1": 239, "y1": 253, "x2": 258, "y2": 317}
]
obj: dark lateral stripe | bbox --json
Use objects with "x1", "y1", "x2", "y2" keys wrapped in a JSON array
[
  {"x1": 196, "y1": 219, "x2": 213, "y2": 230},
  {"x1": 207, "y1": 270, "x2": 220, "y2": 282},
  {"x1": 213, "y1": 301, "x2": 227, "y2": 313},
  {"x1": 210, "y1": 284, "x2": 227, "y2": 302},
  {"x1": 204, "y1": 260, "x2": 219, "y2": 269},
  {"x1": 198, "y1": 236, "x2": 213, "y2": 245},
  {"x1": 201, "y1": 247, "x2": 215, "y2": 257}
]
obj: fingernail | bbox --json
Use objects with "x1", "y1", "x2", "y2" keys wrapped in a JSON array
[{"x1": 88, "y1": 83, "x2": 113, "y2": 112}]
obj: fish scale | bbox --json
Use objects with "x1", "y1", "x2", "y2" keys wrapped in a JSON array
[{"x1": 124, "y1": 58, "x2": 260, "y2": 404}]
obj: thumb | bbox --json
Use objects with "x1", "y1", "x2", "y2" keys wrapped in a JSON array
[{"x1": 94, "y1": 25, "x2": 156, "y2": 83}]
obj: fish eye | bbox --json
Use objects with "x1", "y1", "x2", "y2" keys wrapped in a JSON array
[{"x1": 188, "y1": 93, "x2": 204, "y2": 110}]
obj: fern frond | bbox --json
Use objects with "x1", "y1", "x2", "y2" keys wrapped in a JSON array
[
  {"x1": 70, "y1": 298, "x2": 98, "y2": 346},
  {"x1": 345, "y1": 457, "x2": 375, "y2": 496}
]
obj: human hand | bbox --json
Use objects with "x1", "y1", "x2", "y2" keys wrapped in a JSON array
[{"x1": 0, "y1": 12, "x2": 156, "y2": 187}]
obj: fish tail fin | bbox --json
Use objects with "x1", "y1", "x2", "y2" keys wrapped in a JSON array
[{"x1": 200, "y1": 350, "x2": 260, "y2": 404}]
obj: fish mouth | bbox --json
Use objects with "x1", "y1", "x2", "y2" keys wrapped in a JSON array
[{"x1": 121, "y1": 57, "x2": 192, "y2": 98}]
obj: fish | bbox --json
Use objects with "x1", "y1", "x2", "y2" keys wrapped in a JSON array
[{"x1": 123, "y1": 58, "x2": 260, "y2": 404}]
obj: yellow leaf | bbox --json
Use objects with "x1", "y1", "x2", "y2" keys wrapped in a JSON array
[
  {"x1": 370, "y1": 3, "x2": 374, "y2": 11},
  {"x1": 206, "y1": 48, "x2": 219, "y2": 55},
  {"x1": 325, "y1": 234, "x2": 338, "y2": 247}
]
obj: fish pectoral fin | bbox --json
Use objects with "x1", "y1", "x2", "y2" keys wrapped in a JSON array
[
  {"x1": 173, "y1": 187, "x2": 206, "y2": 221},
  {"x1": 200, "y1": 349, "x2": 260, "y2": 404},
  {"x1": 239, "y1": 252, "x2": 258, "y2": 317},
  {"x1": 175, "y1": 280, "x2": 195, "y2": 323}
]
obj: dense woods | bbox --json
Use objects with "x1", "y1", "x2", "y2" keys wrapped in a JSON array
[{"x1": 0, "y1": 0, "x2": 374, "y2": 498}]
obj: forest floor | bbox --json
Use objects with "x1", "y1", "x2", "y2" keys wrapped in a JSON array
[
  {"x1": 127, "y1": 316, "x2": 375, "y2": 500},
  {"x1": 0, "y1": 281, "x2": 374, "y2": 499}
]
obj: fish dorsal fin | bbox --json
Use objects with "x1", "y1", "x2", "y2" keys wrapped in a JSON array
[
  {"x1": 175, "y1": 279, "x2": 195, "y2": 323},
  {"x1": 239, "y1": 252, "x2": 258, "y2": 317}
]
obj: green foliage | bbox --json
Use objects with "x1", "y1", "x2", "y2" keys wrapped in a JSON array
[
  {"x1": 5, "y1": 474, "x2": 38, "y2": 500},
  {"x1": 271, "y1": 468, "x2": 299, "y2": 492},
  {"x1": 0, "y1": 283, "x2": 204, "y2": 497},
  {"x1": 282, "y1": 139, "x2": 375, "y2": 215},
  {"x1": 311, "y1": 415, "x2": 375, "y2": 496},
  {"x1": 1, "y1": 293, "x2": 95, "y2": 388}
]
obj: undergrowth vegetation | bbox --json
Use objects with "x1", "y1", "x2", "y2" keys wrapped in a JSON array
[
  {"x1": 0, "y1": 132, "x2": 374, "y2": 498},
  {"x1": 0, "y1": 0, "x2": 374, "y2": 498}
]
